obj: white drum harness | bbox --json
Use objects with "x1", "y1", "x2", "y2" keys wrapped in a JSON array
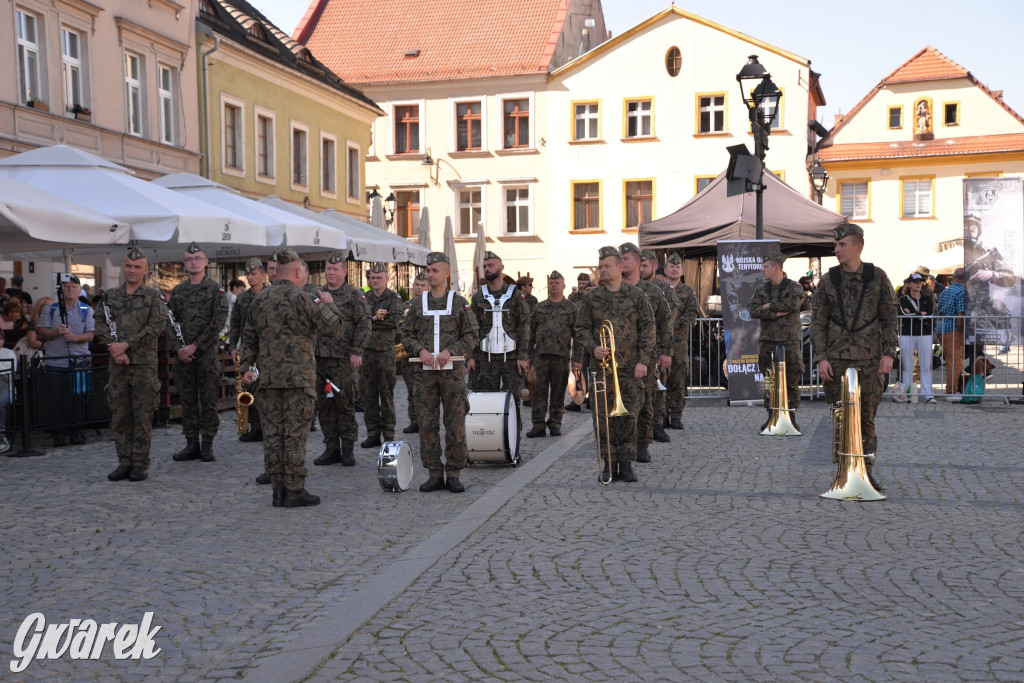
[{"x1": 479, "y1": 284, "x2": 518, "y2": 359}]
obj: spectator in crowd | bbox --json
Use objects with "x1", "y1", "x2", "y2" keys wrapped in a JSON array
[
  {"x1": 798, "y1": 276, "x2": 815, "y2": 312},
  {"x1": 35, "y1": 275, "x2": 95, "y2": 446},
  {"x1": 895, "y1": 272, "x2": 936, "y2": 403},
  {"x1": 225, "y1": 278, "x2": 245, "y2": 336},
  {"x1": 80, "y1": 284, "x2": 92, "y2": 305},
  {"x1": 4, "y1": 274, "x2": 33, "y2": 306},
  {"x1": 929, "y1": 274, "x2": 945, "y2": 298},
  {"x1": 936, "y1": 268, "x2": 967, "y2": 400},
  {"x1": 24, "y1": 297, "x2": 55, "y2": 354},
  {"x1": 0, "y1": 327, "x2": 15, "y2": 453},
  {"x1": 1, "y1": 298, "x2": 33, "y2": 351}
]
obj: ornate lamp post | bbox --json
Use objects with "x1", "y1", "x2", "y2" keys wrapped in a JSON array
[
  {"x1": 809, "y1": 160, "x2": 829, "y2": 205},
  {"x1": 736, "y1": 55, "x2": 781, "y2": 240},
  {"x1": 367, "y1": 188, "x2": 397, "y2": 228}
]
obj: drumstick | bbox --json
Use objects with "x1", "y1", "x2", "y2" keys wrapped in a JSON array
[{"x1": 409, "y1": 356, "x2": 466, "y2": 363}]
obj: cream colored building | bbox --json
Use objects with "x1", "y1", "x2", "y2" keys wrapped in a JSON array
[{"x1": 817, "y1": 47, "x2": 1024, "y2": 279}]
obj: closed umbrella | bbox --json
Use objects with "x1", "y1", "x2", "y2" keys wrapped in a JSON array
[
  {"x1": 369, "y1": 194, "x2": 387, "y2": 230},
  {"x1": 470, "y1": 220, "x2": 487, "y2": 297},
  {"x1": 417, "y1": 206, "x2": 431, "y2": 250},
  {"x1": 443, "y1": 216, "x2": 459, "y2": 293}
]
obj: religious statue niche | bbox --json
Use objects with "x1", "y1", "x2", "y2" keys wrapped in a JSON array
[{"x1": 914, "y1": 98, "x2": 934, "y2": 141}]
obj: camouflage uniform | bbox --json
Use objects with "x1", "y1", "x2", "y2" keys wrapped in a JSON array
[
  {"x1": 631, "y1": 278, "x2": 673, "y2": 447},
  {"x1": 469, "y1": 283, "x2": 530, "y2": 401},
  {"x1": 521, "y1": 293, "x2": 539, "y2": 315},
  {"x1": 361, "y1": 286, "x2": 403, "y2": 440},
  {"x1": 167, "y1": 277, "x2": 228, "y2": 441},
  {"x1": 748, "y1": 275, "x2": 806, "y2": 411},
  {"x1": 664, "y1": 280, "x2": 699, "y2": 421},
  {"x1": 574, "y1": 282, "x2": 655, "y2": 462},
  {"x1": 229, "y1": 284, "x2": 264, "y2": 432},
  {"x1": 528, "y1": 297, "x2": 576, "y2": 431},
  {"x1": 95, "y1": 284, "x2": 167, "y2": 470},
  {"x1": 400, "y1": 290, "x2": 479, "y2": 477},
  {"x1": 242, "y1": 280, "x2": 341, "y2": 491},
  {"x1": 810, "y1": 262, "x2": 898, "y2": 456},
  {"x1": 399, "y1": 298, "x2": 419, "y2": 427}
]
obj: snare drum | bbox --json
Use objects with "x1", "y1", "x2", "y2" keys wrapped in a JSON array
[
  {"x1": 377, "y1": 441, "x2": 414, "y2": 491},
  {"x1": 466, "y1": 391, "x2": 520, "y2": 466}
]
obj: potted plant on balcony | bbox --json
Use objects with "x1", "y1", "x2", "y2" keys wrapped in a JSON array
[
  {"x1": 27, "y1": 98, "x2": 48, "y2": 112},
  {"x1": 68, "y1": 104, "x2": 92, "y2": 122}
]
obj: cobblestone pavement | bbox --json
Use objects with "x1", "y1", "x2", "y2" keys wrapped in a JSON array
[{"x1": 2, "y1": 385, "x2": 1023, "y2": 681}]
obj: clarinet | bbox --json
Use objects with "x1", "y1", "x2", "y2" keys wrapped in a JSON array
[
  {"x1": 101, "y1": 297, "x2": 119, "y2": 342},
  {"x1": 166, "y1": 307, "x2": 187, "y2": 347}
]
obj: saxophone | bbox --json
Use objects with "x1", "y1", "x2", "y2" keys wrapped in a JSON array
[{"x1": 235, "y1": 363, "x2": 255, "y2": 436}]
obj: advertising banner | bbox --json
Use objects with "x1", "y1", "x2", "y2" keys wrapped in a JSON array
[
  {"x1": 963, "y1": 178, "x2": 1023, "y2": 344},
  {"x1": 718, "y1": 239, "x2": 780, "y2": 405}
]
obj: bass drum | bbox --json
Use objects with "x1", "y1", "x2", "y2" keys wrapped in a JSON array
[
  {"x1": 466, "y1": 390, "x2": 520, "y2": 466},
  {"x1": 377, "y1": 441, "x2": 414, "y2": 491}
]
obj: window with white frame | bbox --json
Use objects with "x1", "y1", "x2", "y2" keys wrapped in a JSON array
[
  {"x1": 256, "y1": 110, "x2": 275, "y2": 180},
  {"x1": 625, "y1": 99, "x2": 652, "y2": 138},
  {"x1": 17, "y1": 10, "x2": 43, "y2": 104},
  {"x1": 574, "y1": 102, "x2": 599, "y2": 141},
  {"x1": 697, "y1": 94, "x2": 725, "y2": 133},
  {"x1": 394, "y1": 104, "x2": 420, "y2": 154},
  {"x1": 346, "y1": 142, "x2": 360, "y2": 201},
  {"x1": 291, "y1": 123, "x2": 308, "y2": 188},
  {"x1": 61, "y1": 28, "x2": 84, "y2": 114},
  {"x1": 321, "y1": 133, "x2": 337, "y2": 196},
  {"x1": 902, "y1": 178, "x2": 932, "y2": 218},
  {"x1": 839, "y1": 181, "x2": 868, "y2": 219},
  {"x1": 502, "y1": 186, "x2": 531, "y2": 235},
  {"x1": 223, "y1": 99, "x2": 243, "y2": 171},
  {"x1": 502, "y1": 97, "x2": 530, "y2": 148},
  {"x1": 158, "y1": 66, "x2": 175, "y2": 144},
  {"x1": 455, "y1": 101, "x2": 483, "y2": 151},
  {"x1": 125, "y1": 52, "x2": 144, "y2": 136},
  {"x1": 457, "y1": 188, "x2": 482, "y2": 236}
]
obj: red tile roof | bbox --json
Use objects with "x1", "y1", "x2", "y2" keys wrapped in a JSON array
[
  {"x1": 293, "y1": 0, "x2": 574, "y2": 85},
  {"x1": 818, "y1": 133, "x2": 1024, "y2": 163}
]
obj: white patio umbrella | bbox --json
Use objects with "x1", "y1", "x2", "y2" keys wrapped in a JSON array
[
  {"x1": 321, "y1": 208, "x2": 430, "y2": 266},
  {"x1": 369, "y1": 194, "x2": 387, "y2": 230},
  {"x1": 417, "y1": 206, "x2": 432, "y2": 250},
  {"x1": 0, "y1": 145, "x2": 266, "y2": 261},
  {"x1": 261, "y1": 197, "x2": 397, "y2": 262},
  {"x1": 443, "y1": 216, "x2": 459, "y2": 293},
  {"x1": 152, "y1": 173, "x2": 346, "y2": 252},
  {"x1": 470, "y1": 220, "x2": 487, "y2": 297}
]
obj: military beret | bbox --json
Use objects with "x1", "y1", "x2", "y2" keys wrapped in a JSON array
[
  {"x1": 369, "y1": 262, "x2": 389, "y2": 274},
  {"x1": 665, "y1": 253, "x2": 683, "y2": 265},
  {"x1": 273, "y1": 247, "x2": 300, "y2": 264},
  {"x1": 185, "y1": 241, "x2": 204, "y2": 254},
  {"x1": 762, "y1": 251, "x2": 786, "y2": 264},
  {"x1": 598, "y1": 246, "x2": 621, "y2": 260},
  {"x1": 126, "y1": 245, "x2": 147, "y2": 261},
  {"x1": 577, "y1": 272, "x2": 591, "y2": 282},
  {"x1": 549, "y1": 270, "x2": 564, "y2": 280},
  {"x1": 326, "y1": 250, "x2": 346, "y2": 264},
  {"x1": 640, "y1": 249, "x2": 658, "y2": 261},
  {"x1": 427, "y1": 252, "x2": 449, "y2": 265},
  {"x1": 414, "y1": 271, "x2": 428, "y2": 281},
  {"x1": 831, "y1": 223, "x2": 864, "y2": 240},
  {"x1": 243, "y1": 257, "x2": 264, "y2": 274},
  {"x1": 516, "y1": 276, "x2": 533, "y2": 286},
  {"x1": 619, "y1": 242, "x2": 640, "y2": 257},
  {"x1": 483, "y1": 250, "x2": 501, "y2": 261}
]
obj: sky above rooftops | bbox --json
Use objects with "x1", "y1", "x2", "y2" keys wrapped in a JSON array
[{"x1": 251, "y1": 0, "x2": 1023, "y2": 121}]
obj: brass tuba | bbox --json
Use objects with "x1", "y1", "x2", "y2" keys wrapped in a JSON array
[
  {"x1": 236, "y1": 363, "x2": 255, "y2": 436},
  {"x1": 761, "y1": 344, "x2": 801, "y2": 436},
  {"x1": 820, "y1": 367, "x2": 886, "y2": 501},
  {"x1": 591, "y1": 320, "x2": 630, "y2": 484},
  {"x1": 394, "y1": 343, "x2": 409, "y2": 361}
]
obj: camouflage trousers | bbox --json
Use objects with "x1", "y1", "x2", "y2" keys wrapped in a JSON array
[
  {"x1": 257, "y1": 387, "x2": 315, "y2": 490},
  {"x1": 666, "y1": 339, "x2": 690, "y2": 419},
  {"x1": 105, "y1": 364, "x2": 160, "y2": 468},
  {"x1": 758, "y1": 340, "x2": 803, "y2": 412},
  {"x1": 823, "y1": 358, "x2": 885, "y2": 457},
  {"x1": 637, "y1": 371, "x2": 660, "y2": 445},
  {"x1": 402, "y1": 365, "x2": 419, "y2": 426},
  {"x1": 531, "y1": 354, "x2": 570, "y2": 429},
  {"x1": 173, "y1": 352, "x2": 221, "y2": 439},
  {"x1": 590, "y1": 370, "x2": 644, "y2": 462},
  {"x1": 316, "y1": 357, "x2": 357, "y2": 446},
  {"x1": 413, "y1": 365, "x2": 469, "y2": 477},
  {"x1": 471, "y1": 352, "x2": 523, "y2": 403},
  {"x1": 360, "y1": 349, "x2": 396, "y2": 439}
]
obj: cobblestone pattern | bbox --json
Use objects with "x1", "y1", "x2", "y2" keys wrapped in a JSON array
[{"x1": 311, "y1": 400, "x2": 1024, "y2": 681}]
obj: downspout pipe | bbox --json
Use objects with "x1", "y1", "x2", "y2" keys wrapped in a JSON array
[{"x1": 201, "y1": 34, "x2": 221, "y2": 178}]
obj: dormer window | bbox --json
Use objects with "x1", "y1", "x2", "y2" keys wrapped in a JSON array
[
  {"x1": 298, "y1": 48, "x2": 314, "y2": 64},
  {"x1": 199, "y1": 0, "x2": 216, "y2": 15},
  {"x1": 247, "y1": 22, "x2": 267, "y2": 41}
]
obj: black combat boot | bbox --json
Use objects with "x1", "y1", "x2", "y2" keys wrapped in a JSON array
[
  {"x1": 108, "y1": 464, "x2": 132, "y2": 481},
  {"x1": 565, "y1": 402, "x2": 581, "y2": 412},
  {"x1": 526, "y1": 426, "x2": 546, "y2": 438},
  {"x1": 272, "y1": 487, "x2": 285, "y2": 507},
  {"x1": 549, "y1": 426, "x2": 561, "y2": 436},
  {"x1": 791, "y1": 411, "x2": 801, "y2": 433},
  {"x1": 866, "y1": 463, "x2": 884, "y2": 493},
  {"x1": 200, "y1": 436, "x2": 215, "y2": 462},
  {"x1": 128, "y1": 466, "x2": 148, "y2": 482},
  {"x1": 419, "y1": 475, "x2": 446, "y2": 492},
  {"x1": 314, "y1": 445, "x2": 342, "y2": 466},
  {"x1": 636, "y1": 443, "x2": 651, "y2": 463},
  {"x1": 403, "y1": 423, "x2": 419, "y2": 434},
  {"x1": 663, "y1": 415, "x2": 671, "y2": 428},
  {"x1": 670, "y1": 417, "x2": 684, "y2": 430},
  {"x1": 759, "y1": 411, "x2": 772, "y2": 433},
  {"x1": 618, "y1": 461, "x2": 638, "y2": 483},
  {"x1": 255, "y1": 472, "x2": 271, "y2": 485},
  {"x1": 361, "y1": 435, "x2": 382, "y2": 449},
  {"x1": 283, "y1": 488, "x2": 321, "y2": 507},
  {"x1": 172, "y1": 439, "x2": 200, "y2": 461},
  {"x1": 446, "y1": 476, "x2": 465, "y2": 493},
  {"x1": 340, "y1": 441, "x2": 356, "y2": 466},
  {"x1": 653, "y1": 425, "x2": 671, "y2": 443},
  {"x1": 239, "y1": 425, "x2": 263, "y2": 442}
]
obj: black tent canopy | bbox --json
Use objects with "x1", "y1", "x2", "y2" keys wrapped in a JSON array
[{"x1": 639, "y1": 170, "x2": 847, "y2": 258}]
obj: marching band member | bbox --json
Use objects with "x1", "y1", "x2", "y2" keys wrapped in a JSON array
[
  {"x1": 360, "y1": 263, "x2": 403, "y2": 448},
  {"x1": 467, "y1": 251, "x2": 530, "y2": 404},
  {"x1": 526, "y1": 271, "x2": 576, "y2": 438},
  {"x1": 661, "y1": 253, "x2": 698, "y2": 430}
]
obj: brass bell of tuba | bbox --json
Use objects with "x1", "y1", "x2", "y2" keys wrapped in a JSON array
[
  {"x1": 394, "y1": 343, "x2": 410, "y2": 361},
  {"x1": 820, "y1": 367, "x2": 886, "y2": 501},
  {"x1": 236, "y1": 363, "x2": 255, "y2": 436},
  {"x1": 761, "y1": 344, "x2": 801, "y2": 436}
]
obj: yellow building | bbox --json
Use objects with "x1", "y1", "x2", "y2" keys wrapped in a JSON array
[{"x1": 817, "y1": 46, "x2": 1024, "y2": 278}]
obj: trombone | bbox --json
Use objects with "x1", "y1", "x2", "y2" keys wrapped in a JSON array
[{"x1": 591, "y1": 320, "x2": 630, "y2": 484}]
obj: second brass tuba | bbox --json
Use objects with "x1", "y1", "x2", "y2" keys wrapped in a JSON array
[
  {"x1": 761, "y1": 344, "x2": 801, "y2": 436},
  {"x1": 820, "y1": 367, "x2": 886, "y2": 501}
]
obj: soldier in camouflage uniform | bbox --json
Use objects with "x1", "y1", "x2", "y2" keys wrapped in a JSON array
[
  {"x1": 811, "y1": 224, "x2": 898, "y2": 490},
  {"x1": 229, "y1": 257, "x2": 267, "y2": 442},
  {"x1": 565, "y1": 273, "x2": 592, "y2": 413},
  {"x1": 242, "y1": 248, "x2": 341, "y2": 507},
  {"x1": 467, "y1": 251, "x2": 530, "y2": 405},
  {"x1": 307, "y1": 252, "x2": 370, "y2": 468},
  {"x1": 662, "y1": 252, "x2": 699, "y2": 429},
  {"x1": 620, "y1": 243, "x2": 673, "y2": 462},
  {"x1": 168, "y1": 243, "x2": 229, "y2": 463},
  {"x1": 526, "y1": 271, "x2": 576, "y2": 438},
  {"x1": 517, "y1": 276, "x2": 539, "y2": 315},
  {"x1": 401, "y1": 271, "x2": 429, "y2": 433},
  {"x1": 640, "y1": 249, "x2": 683, "y2": 438},
  {"x1": 360, "y1": 263, "x2": 403, "y2": 448},
  {"x1": 96, "y1": 247, "x2": 168, "y2": 482},
  {"x1": 400, "y1": 252, "x2": 479, "y2": 493},
  {"x1": 574, "y1": 246, "x2": 656, "y2": 483},
  {"x1": 747, "y1": 251, "x2": 806, "y2": 432}
]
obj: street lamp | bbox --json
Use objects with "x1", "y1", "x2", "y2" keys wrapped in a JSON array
[
  {"x1": 809, "y1": 160, "x2": 829, "y2": 205},
  {"x1": 421, "y1": 147, "x2": 461, "y2": 187},
  {"x1": 736, "y1": 55, "x2": 782, "y2": 240},
  {"x1": 367, "y1": 188, "x2": 397, "y2": 227}
]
